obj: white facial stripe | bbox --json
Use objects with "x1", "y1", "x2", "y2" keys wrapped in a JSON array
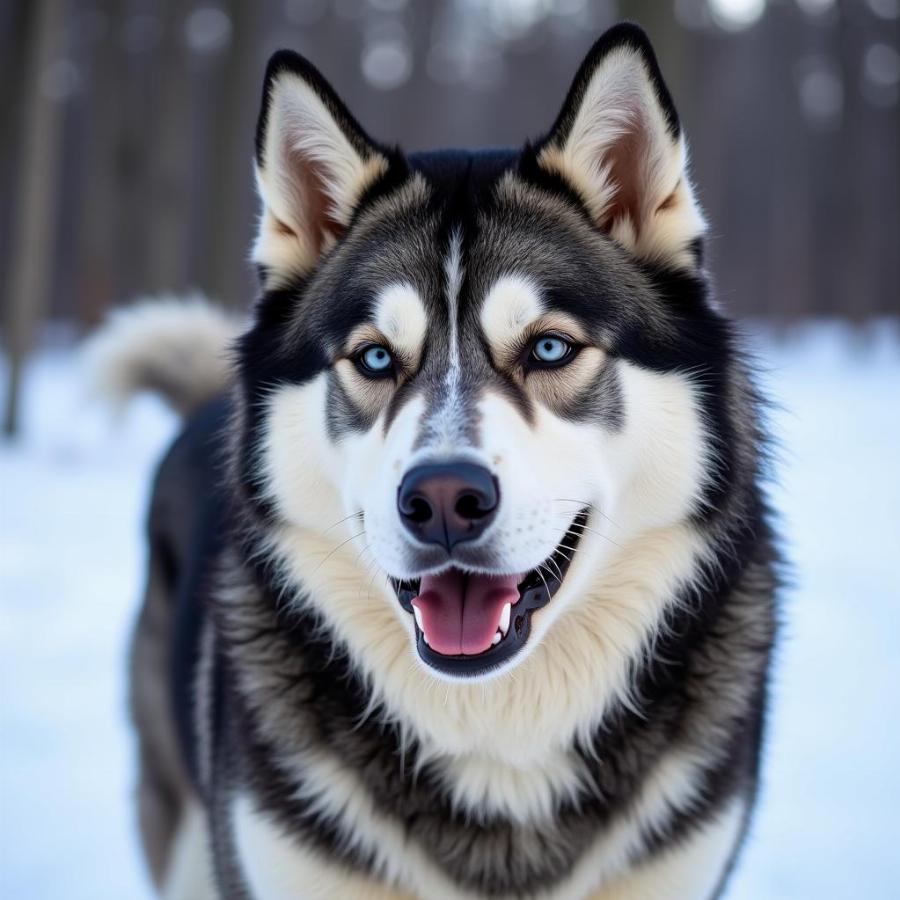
[
  {"x1": 373, "y1": 283, "x2": 427, "y2": 363},
  {"x1": 479, "y1": 273, "x2": 544, "y2": 350},
  {"x1": 421, "y1": 232, "x2": 468, "y2": 452},
  {"x1": 444, "y1": 231, "x2": 463, "y2": 372}
]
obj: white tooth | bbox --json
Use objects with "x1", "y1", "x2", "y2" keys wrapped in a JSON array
[
  {"x1": 499, "y1": 602, "x2": 511, "y2": 636},
  {"x1": 492, "y1": 631, "x2": 502, "y2": 646},
  {"x1": 413, "y1": 606, "x2": 424, "y2": 632}
]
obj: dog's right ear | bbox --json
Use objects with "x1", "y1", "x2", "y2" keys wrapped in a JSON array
[
  {"x1": 533, "y1": 24, "x2": 705, "y2": 271},
  {"x1": 253, "y1": 51, "x2": 391, "y2": 286}
]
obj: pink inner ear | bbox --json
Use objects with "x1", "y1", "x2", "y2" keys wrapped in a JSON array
[
  {"x1": 598, "y1": 120, "x2": 649, "y2": 238},
  {"x1": 295, "y1": 154, "x2": 346, "y2": 256}
]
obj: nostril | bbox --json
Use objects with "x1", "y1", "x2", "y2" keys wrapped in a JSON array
[
  {"x1": 404, "y1": 495, "x2": 433, "y2": 524},
  {"x1": 455, "y1": 492, "x2": 490, "y2": 521}
]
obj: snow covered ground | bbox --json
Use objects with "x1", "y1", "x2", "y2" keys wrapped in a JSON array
[{"x1": 1, "y1": 321, "x2": 898, "y2": 899}]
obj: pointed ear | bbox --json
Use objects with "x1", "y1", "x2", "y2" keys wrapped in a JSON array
[
  {"x1": 536, "y1": 24, "x2": 705, "y2": 270},
  {"x1": 253, "y1": 51, "x2": 391, "y2": 285}
]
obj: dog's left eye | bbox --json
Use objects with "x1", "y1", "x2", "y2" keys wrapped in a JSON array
[
  {"x1": 357, "y1": 344, "x2": 395, "y2": 376},
  {"x1": 530, "y1": 334, "x2": 573, "y2": 366}
]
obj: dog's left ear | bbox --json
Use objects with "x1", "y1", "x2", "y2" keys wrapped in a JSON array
[
  {"x1": 536, "y1": 24, "x2": 705, "y2": 270},
  {"x1": 253, "y1": 51, "x2": 392, "y2": 285}
]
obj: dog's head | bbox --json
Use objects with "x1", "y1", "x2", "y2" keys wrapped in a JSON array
[{"x1": 237, "y1": 25, "x2": 724, "y2": 682}]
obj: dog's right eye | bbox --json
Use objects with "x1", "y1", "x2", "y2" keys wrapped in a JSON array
[
  {"x1": 525, "y1": 332, "x2": 577, "y2": 370},
  {"x1": 356, "y1": 344, "x2": 395, "y2": 377}
]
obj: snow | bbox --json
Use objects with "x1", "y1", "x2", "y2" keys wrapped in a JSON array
[{"x1": 1, "y1": 322, "x2": 898, "y2": 899}]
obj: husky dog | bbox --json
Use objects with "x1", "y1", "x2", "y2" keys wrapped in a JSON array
[{"x1": 93, "y1": 23, "x2": 778, "y2": 900}]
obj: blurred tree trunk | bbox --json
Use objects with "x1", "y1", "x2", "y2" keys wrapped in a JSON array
[
  {"x1": 143, "y1": 0, "x2": 191, "y2": 294},
  {"x1": 3, "y1": 0, "x2": 66, "y2": 437},
  {"x1": 763, "y1": 2, "x2": 813, "y2": 320},
  {"x1": 76, "y1": 0, "x2": 119, "y2": 327},
  {"x1": 115, "y1": 1, "x2": 159, "y2": 305},
  {"x1": 0, "y1": 2, "x2": 31, "y2": 298},
  {"x1": 203, "y1": 0, "x2": 261, "y2": 310},
  {"x1": 835, "y1": 0, "x2": 900, "y2": 319}
]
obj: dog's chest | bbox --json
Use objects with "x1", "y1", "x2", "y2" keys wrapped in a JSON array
[{"x1": 229, "y1": 772, "x2": 746, "y2": 900}]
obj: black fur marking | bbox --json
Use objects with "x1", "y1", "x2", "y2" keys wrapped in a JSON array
[
  {"x1": 553, "y1": 354, "x2": 625, "y2": 429},
  {"x1": 325, "y1": 369, "x2": 374, "y2": 438},
  {"x1": 408, "y1": 148, "x2": 519, "y2": 203},
  {"x1": 148, "y1": 397, "x2": 233, "y2": 790}
]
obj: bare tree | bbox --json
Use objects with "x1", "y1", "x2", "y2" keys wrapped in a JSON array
[{"x1": 3, "y1": 0, "x2": 67, "y2": 437}]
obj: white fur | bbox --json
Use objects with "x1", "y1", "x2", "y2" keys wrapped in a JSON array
[
  {"x1": 560, "y1": 748, "x2": 730, "y2": 898},
  {"x1": 602, "y1": 362, "x2": 711, "y2": 529},
  {"x1": 579, "y1": 797, "x2": 745, "y2": 900},
  {"x1": 263, "y1": 374, "x2": 347, "y2": 532},
  {"x1": 538, "y1": 46, "x2": 705, "y2": 269},
  {"x1": 84, "y1": 295, "x2": 240, "y2": 416},
  {"x1": 233, "y1": 791, "x2": 415, "y2": 900},
  {"x1": 254, "y1": 71, "x2": 387, "y2": 282},
  {"x1": 434, "y1": 748, "x2": 588, "y2": 824},
  {"x1": 266, "y1": 518, "x2": 705, "y2": 762}
]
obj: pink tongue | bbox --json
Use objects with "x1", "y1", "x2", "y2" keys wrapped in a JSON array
[{"x1": 412, "y1": 571, "x2": 521, "y2": 656}]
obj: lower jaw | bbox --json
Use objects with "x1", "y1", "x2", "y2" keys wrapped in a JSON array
[{"x1": 395, "y1": 511, "x2": 588, "y2": 678}]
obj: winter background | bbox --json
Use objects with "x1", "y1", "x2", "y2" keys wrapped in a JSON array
[
  {"x1": 2, "y1": 0, "x2": 899, "y2": 898},
  {"x1": 3, "y1": 323, "x2": 898, "y2": 899}
]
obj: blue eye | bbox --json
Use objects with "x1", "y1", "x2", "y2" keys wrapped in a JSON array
[
  {"x1": 531, "y1": 335, "x2": 572, "y2": 365},
  {"x1": 359, "y1": 344, "x2": 394, "y2": 375}
]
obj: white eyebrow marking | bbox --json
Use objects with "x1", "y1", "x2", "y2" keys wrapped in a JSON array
[
  {"x1": 373, "y1": 282, "x2": 427, "y2": 360},
  {"x1": 479, "y1": 274, "x2": 544, "y2": 348}
]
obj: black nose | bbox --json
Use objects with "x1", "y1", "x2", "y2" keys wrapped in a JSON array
[{"x1": 397, "y1": 462, "x2": 500, "y2": 552}]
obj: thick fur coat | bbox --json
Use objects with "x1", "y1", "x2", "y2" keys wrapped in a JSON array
[{"x1": 92, "y1": 24, "x2": 779, "y2": 900}]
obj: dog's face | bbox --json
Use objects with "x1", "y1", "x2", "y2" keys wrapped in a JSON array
[{"x1": 238, "y1": 26, "x2": 719, "y2": 681}]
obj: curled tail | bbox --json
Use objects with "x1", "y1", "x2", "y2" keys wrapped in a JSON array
[{"x1": 85, "y1": 295, "x2": 242, "y2": 417}]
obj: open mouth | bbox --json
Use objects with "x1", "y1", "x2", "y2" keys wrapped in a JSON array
[{"x1": 394, "y1": 511, "x2": 588, "y2": 676}]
